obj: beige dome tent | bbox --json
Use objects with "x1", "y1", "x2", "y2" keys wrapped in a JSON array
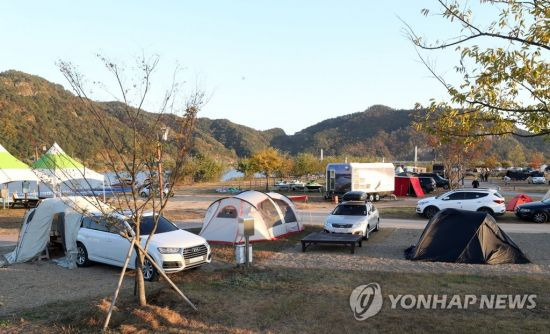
[{"x1": 199, "y1": 190, "x2": 303, "y2": 244}]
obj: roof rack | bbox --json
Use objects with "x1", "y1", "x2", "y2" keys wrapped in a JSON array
[{"x1": 452, "y1": 187, "x2": 501, "y2": 191}]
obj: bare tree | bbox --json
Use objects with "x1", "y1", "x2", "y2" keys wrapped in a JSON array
[{"x1": 56, "y1": 54, "x2": 205, "y2": 309}]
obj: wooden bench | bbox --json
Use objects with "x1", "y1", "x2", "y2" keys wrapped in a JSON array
[{"x1": 301, "y1": 232, "x2": 362, "y2": 254}]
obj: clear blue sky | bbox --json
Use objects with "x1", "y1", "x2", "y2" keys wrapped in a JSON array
[{"x1": 1, "y1": 0, "x2": 462, "y2": 134}]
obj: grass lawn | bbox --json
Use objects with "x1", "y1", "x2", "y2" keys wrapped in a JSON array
[{"x1": 2, "y1": 267, "x2": 549, "y2": 333}]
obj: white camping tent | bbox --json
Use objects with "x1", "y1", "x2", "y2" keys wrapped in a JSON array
[
  {"x1": 32, "y1": 143, "x2": 105, "y2": 198},
  {"x1": 199, "y1": 190, "x2": 303, "y2": 244},
  {"x1": 0, "y1": 144, "x2": 39, "y2": 200},
  {"x1": 0, "y1": 196, "x2": 111, "y2": 268}
]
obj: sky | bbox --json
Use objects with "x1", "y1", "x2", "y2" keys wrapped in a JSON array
[{"x1": 0, "y1": 1, "x2": 467, "y2": 134}]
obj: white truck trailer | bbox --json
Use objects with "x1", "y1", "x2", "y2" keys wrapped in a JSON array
[{"x1": 325, "y1": 163, "x2": 395, "y2": 202}]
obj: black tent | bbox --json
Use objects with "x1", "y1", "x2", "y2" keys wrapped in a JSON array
[{"x1": 405, "y1": 208, "x2": 529, "y2": 264}]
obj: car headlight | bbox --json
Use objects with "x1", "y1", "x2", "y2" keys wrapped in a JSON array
[
  {"x1": 417, "y1": 200, "x2": 429, "y2": 205},
  {"x1": 157, "y1": 247, "x2": 182, "y2": 254},
  {"x1": 520, "y1": 208, "x2": 531, "y2": 212}
]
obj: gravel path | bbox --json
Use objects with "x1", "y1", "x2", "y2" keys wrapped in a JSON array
[{"x1": 261, "y1": 228, "x2": 550, "y2": 276}]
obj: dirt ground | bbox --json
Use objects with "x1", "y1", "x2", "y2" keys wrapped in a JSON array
[
  {"x1": 2, "y1": 226, "x2": 550, "y2": 317},
  {"x1": 1, "y1": 182, "x2": 549, "y2": 319}
]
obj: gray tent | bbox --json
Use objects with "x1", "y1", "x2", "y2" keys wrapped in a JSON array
[
  {"x1": 405, "y1": 208, "x2": 529, "y2": 264},
  {"x1": 0, "y1": 197, "x2": 111, "y2": 268}
]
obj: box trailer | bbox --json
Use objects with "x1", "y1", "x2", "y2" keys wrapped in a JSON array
[{"x1": 325, "y1": 163, "x2": 395, "y2": 201}]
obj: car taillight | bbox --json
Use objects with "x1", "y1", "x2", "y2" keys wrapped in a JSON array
[{"x1": 494, "y1": 199, "x2": 504, "y2": 204}]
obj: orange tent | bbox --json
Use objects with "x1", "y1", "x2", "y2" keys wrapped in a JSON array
[{"x1": 506, "y1": 194, "x2": 533, "y2": 211}]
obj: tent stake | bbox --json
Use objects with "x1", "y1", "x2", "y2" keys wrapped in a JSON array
[{"x1": 103, "y1": 237, "x2": 136, "y2": 332}]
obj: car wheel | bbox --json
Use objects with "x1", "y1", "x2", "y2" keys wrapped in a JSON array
[
  {"x1": 368, "y1": 194, "x2": 375, "y2": 202},
  {"x1": 140, "y1": 191, "x2": 148, "y2": 198},
  {"x1": 374, "y1": 194, "x2": 380, "y2": 202},
  {"x1": 140, "y1": 257, "x2": 159, "y2": 282},
  {"x1": 374, "y1": 219, "x2": 380, "y2": 232},
  {"x1": 363, "y1": 225, "x2": 370, "y2": 240},
  {"x1": 443, "y1": 184, "x2": 450, "y2": 190},
  {"x1": 477, "y1": 207, "x2": 495, "y2": 217},
  {"x1": 424, "y1": 206, "x2": 439, "y2": 219},
  {"x1": 76, "y1": 242, "x2": 91, "y2": 267},
  {"x1": 533, "y1": 212, "x2": 548, "y2": 224}
]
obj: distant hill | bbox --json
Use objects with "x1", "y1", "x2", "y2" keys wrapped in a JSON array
[{"x1": 0, "y1": 70, "x2": 548, "y2": 168}]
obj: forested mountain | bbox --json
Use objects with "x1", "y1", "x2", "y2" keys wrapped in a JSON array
[{"x1": 0, "y1": 70, "x2": 548, "y2": 168}]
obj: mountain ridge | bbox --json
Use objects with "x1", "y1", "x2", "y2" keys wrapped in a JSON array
[{"x1": 0, "y1": 70, "x2": 547, "y2": 168}]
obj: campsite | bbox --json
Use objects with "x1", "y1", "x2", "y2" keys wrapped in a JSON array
[
  {"x1": 1, "y1": 1, "x2": 550, "y2": 333},
  {"x1": 2, "y1": 175, "x2": 550, "y2": 332}
]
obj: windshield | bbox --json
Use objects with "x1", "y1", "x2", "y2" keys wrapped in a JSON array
[
  {"x1": 332, "y1": 204, "x2": 367, "y2": 216},
  {"x1": 134, "y1": 216, "x2": 179, "y2": 235},
  {"x1": 543, "y1": 198, "x2": 550, "y2": 204}
]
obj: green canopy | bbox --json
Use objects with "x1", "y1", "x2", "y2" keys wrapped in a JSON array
[
  {"x1": 32, "y1": 143, "x2": 84, "y2": 170},
  {"x1": 0, "y1": 144, "x2": 39, "y2": 183}
]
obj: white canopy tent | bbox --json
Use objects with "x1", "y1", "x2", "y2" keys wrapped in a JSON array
[
  {"x1": 32, "y1": 143, "x2": 105, "y2": 199},
  {"x1": 0, "y1": 144, "x2": 39, "y2": 202},
  {"x1": 199, "y1": 190, "x2": 303, "y2": 244},
  {"x1": 0, "y1": 196, "x2": 112, "y2": 268}
]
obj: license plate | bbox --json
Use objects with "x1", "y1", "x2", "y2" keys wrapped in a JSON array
[{"x1": 189, "y1": 256, "x2": 203, "y2": 263}]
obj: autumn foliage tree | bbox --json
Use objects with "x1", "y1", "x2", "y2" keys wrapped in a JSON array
[
  {"x1": 249, "y1": 148, "x2": 284, "y2": 190},
  {"x1": 409, "y1": 1, "x2": 549, "y2": 139},
  {"x1": 529, "y1": 151, "x2": 545, "y2": 169}
]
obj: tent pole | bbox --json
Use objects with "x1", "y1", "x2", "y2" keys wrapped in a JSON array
[
  {"x1": 103, "y1": 178, "x2": 106, "y2": 202},
  {"x1": 103, "y1": 237, "x2": 136, "y2": 331}
]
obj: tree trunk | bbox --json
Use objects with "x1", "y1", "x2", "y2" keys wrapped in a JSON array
[
  {"x1": 265, "y1": 174, "x2": 269, "y2": 191},
  {"x1": 135, "y1": 246, "x2": 147, "y2": 306}
]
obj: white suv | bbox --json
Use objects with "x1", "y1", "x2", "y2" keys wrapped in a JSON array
[
  {"x1": 416, "y1": 188, "x2": 506, "y2": 219},
  {"x1": 76, "y1": 213, "x2": 212, "y2": 281}
]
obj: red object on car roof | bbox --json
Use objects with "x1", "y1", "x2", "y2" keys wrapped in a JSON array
[{"x1": 506, "y1": 193, "x2": 533, "y2": 211}]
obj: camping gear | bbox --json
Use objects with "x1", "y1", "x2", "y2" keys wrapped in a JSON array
[
  {"x1": 32, "y1": 143, "x2": 105, "y2": 198},
  {"x1": 405, "y1": 208, "x2": 529, "y2": 264},
  {"x1": 394, "y1": 176, "x2": 425, "y2": 197},
  {"x1": 0, "y1": 197, "x2": 112, "y2": 268},
  {"x1": 506, "y1": 194, "x2": 533, "y2": 211},
  {"x1": 199, "y1": 190, "x2": 303, "y2": 244},
  {"x1": 301, "y1": 232, "x2": 362, "y2": 254}
]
